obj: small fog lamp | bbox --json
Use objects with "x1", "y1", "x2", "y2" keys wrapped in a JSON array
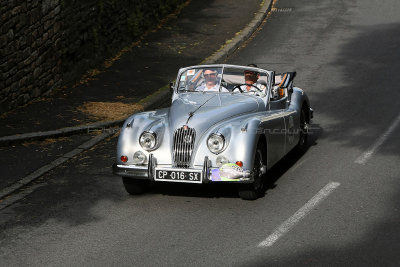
[
  {"x1": 216, "y1": 155, "x2": 229, "y2": 167},
  {"x1": 132, "y1": 151, "x2": 147, "y2": 165}
]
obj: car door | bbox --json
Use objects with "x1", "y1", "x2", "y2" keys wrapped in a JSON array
[{"x1": 264, "y1": 95, "x2": 287, "y2": 167}]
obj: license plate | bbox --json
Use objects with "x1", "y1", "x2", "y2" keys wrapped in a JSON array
[{"x1": 154, "y1": 168, "x2": 202, "y2": 183}]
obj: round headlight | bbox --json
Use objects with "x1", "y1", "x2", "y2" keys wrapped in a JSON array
[
  {"x1": 139, "y1": 131, "x2": 157, "y2": 151},
  {"x1": 207, "y1": 133, "x2": 225, "y2": 154}
]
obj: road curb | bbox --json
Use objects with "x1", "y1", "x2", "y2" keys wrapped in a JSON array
[
  {"x1": 201, "y1": 0, "x2": 272, "y2": 64},
  {"x1": 0, "y1": 0, "x2": 272, "y2": 146},
  {"x1": 0, "y1": 131, "x2": 113, "y2": 206}
]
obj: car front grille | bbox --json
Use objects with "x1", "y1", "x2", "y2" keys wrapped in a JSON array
[{"x1": 173, "y1": 126, "x2": 196, "y2": 168}]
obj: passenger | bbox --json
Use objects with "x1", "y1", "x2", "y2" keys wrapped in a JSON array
[{"x1": 196, "y1": 68, "x2": 228, "y2": 92}]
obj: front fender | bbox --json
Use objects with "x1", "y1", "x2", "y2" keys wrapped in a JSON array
[
  {"x1": 192, "y1": 116, "x2": 263, "y2": 172},
  {"x1": 116, "y1": 109, "x2": 170, "y2": 165}
]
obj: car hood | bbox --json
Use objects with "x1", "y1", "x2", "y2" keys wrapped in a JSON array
[{"x1": 168, "y1": 93, "x2": 261, "y2": 134}]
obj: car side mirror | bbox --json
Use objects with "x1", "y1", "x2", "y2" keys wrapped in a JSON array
[
  {"x1": 169, "y1": 82, "x2": 175, "y2": 93},
  {"x1": 279, "y1": 72, "x2": 296, "y2": 89}
]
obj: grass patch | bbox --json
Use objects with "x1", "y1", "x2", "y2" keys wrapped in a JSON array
[{"x1": 77, "y1": 102, "x2": 144, "y2": 121}]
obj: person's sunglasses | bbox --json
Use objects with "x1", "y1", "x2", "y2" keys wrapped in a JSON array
[
  {"x1": 244, "y1": 71, "x2": 257, "y2": 76},
  {"x1": 204, "y1": 73, "x2": 217, "y2": 77}
]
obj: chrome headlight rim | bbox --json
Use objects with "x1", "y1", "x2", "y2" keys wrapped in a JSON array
[
  {"x1": 139, "y1": 131, "x2": 157, "y2": 151},
  {"x1": 207, "y1": 133, "x2": 225, "y2": 154}
]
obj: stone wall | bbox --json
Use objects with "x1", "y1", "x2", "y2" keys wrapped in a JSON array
[{"x1": 0, "y1": 0, "x2": 186, "y2": 113}]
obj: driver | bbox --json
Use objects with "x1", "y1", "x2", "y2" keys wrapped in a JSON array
[
  {"x1": 233, "y1": 64, "x2": 266, "y2": 95},
  {"x1": 196, "y1": 68, "x2": 228, "y2": 92}
]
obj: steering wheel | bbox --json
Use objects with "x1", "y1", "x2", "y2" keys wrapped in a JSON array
[
  {"x1": 179, "y1": 84, "x2": 196, "y2": 92},
  {"x1": 233, "y1": 83, "x2": 262, "y2": 93}
]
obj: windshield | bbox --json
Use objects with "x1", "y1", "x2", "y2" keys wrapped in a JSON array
[
  {"x1": 177, "y1": 66, "x2": 269, "y2": 96},
  {"x1": 177, "y1": 67, "x2": 224, "y2": 92}
]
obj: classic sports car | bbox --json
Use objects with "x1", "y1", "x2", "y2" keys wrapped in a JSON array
[{"x1": 113, "y1": 64, "x2": 313, "y2": 200}]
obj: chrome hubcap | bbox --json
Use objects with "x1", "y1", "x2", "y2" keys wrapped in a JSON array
[{"x1": 254, "y1": 149, "x2": 264, "y2": 190}]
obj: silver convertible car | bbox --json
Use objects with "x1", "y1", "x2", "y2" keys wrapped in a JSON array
[{"x1": 113, "y1": 64, "x2": 313, "y2": 200}]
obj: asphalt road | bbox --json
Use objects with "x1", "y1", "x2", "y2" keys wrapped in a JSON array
[{"x1": 1, "y1": 0, "x2": 400, "y2": 266}]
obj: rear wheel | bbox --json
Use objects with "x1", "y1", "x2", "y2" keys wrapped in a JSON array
[
  {"x1": 238, "y1": 142, "x2": 266, "y2": 200},
  {"x1": 122, "y1": 177, "x2": 151, "y2": 195}
]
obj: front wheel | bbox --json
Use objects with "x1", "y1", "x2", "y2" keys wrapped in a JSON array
[
  {"x1": 238, "y1": 143, "x2": 267, "y2": 200},
  {"x1": 122, "y1": 177, "x2": 151, "y2": 195},
  {"x1": 296, "y1": 108, "x2": 309, "y2": 151}
]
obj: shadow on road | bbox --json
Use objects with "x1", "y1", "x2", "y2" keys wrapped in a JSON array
[
  {"x1": 263, "y1": 123, "x2": 320, "y2": 194},
  {"x1": 239, "y1": 22, "x2": 400, "y2": 266},
  {"x1": 242, "y1": 187, "x2": 400, "y2": 266},
  {"x1": 310, "y1": 23, "x2": 400, "y2": 157}
]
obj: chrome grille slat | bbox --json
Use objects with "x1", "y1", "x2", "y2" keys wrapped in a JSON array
[
  {"x1": 173, "y1": 127, "x2": 178, "y2": 164},
  {"x1": 173, "y1": 126, "x2": 196, "y2": 168},
  {"x1": 179, "y1": 128, "x2": 183, "y2": 163},
  {"x1": 184, "y1": 129, "x2": 188, "y2": 163}
]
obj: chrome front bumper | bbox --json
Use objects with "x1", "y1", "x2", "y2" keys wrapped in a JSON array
[
  {"x1": 113, "y1": 155, "x2": 254, "y2": 184},
  {"x1": 113, "y1": 164, "x2": 149, "y2": 179}
]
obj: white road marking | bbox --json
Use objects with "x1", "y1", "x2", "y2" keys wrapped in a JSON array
[
  {"x1": 258, "y1": 182, "x2": 340, "y2": 247},
  {"x1": 355, "y1": 113, "x2": 400, "y2": 164}
]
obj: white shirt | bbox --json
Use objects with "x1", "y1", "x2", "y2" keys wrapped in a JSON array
[
  {"x1": 196, "y1": 83, "x2": 228, "y2": 92},
  {"x1": 233, "y1": 82, "x2": 266, "y2": 96}
]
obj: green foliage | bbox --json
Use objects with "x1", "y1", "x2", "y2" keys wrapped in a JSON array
[
  {"x1": 92, "y1": 27, "x2": 99, "y2": 51},
  {"x1": 97, "y1": 0, "x2": 104, "y2": 15},
  {"x1": 127, "y1": 6, "x2": 144, "y2": 37}
]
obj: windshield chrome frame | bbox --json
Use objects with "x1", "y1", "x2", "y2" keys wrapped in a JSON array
[{"x1": 174, "y1": 64, "x2": 272, "y2": 100}]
